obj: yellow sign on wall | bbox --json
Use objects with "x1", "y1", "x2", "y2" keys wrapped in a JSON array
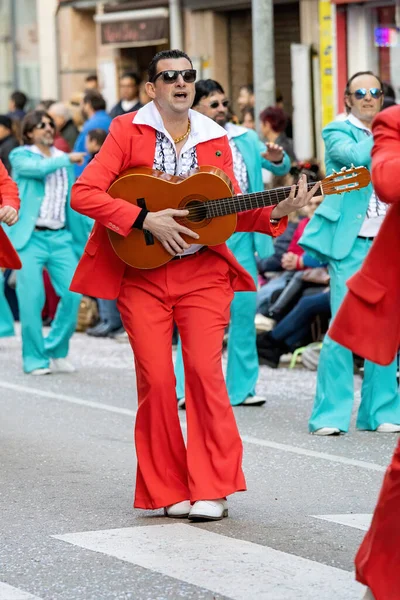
[{"x1": 319, "y1": 0, "x2": 335, "y2": 128}]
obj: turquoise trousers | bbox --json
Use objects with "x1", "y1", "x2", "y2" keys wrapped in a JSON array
[
  {"x1": 175, "y1": 234, "x2": 260, "y2": 406},
  {"x1": 0, "y1": 270, "x2": 15, "y2": 337},
  {"x1": 309, "y1": 237, "x2": 400, "y2": 432},
  {"x1": 16, "y1": 229, "x2": 81, "y2": 373}
]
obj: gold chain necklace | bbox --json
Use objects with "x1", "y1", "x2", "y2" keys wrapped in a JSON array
[{"x1": 173, "y1": 119, "x2": 191, "y2": 144}]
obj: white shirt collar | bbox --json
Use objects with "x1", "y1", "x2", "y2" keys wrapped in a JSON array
[
  {"x1": 346, "y1": 113, "x2": 372, "y2": 133},
  {"x1": 224, "y1": 122, "x2": 248, "y2": 139},
  {"x1": 133, "y1": 101, "x2": 226, "y2": 152},
  {"x1": 27, "y1": 145, "x2": 64, "y2": 158}
]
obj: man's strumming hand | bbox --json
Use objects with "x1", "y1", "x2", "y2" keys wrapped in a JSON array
[
  {"x1": 143, "y1": 209, "x2": 200, "y2": 256},
  {"x1": 0, "y1": 205, "x2": 18, "y2": 226},
  {"x1": 271, "y1": 174, "x2": 320, "y2": 220}
]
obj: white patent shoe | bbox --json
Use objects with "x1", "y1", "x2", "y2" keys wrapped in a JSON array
[
  {"x1": 164, "y1": 500, "x2": 191, "y2": 518},
  {"x1": 376, "y1": 423, "x2": 400, "y2": 433},
  {"x1": 241, "y1": 395, "x2": 266, "y2": 406},
  {"x1": 188, "y1": 499, "x2": 228, "y2": 521},
  {"x1": 312, "y1": 427, "x2": 341, "y2": 436},
  {"x1": 50, "y1": 358, "x2": 76, "y2": 373}
]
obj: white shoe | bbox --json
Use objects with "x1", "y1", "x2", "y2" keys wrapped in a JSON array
[
  {"x1": 241, "y1": 395, "x2": 266, "y2": 406},
  {"x1": 164, "y1": 500, "x2": 191, "y2": 518},
  {"x1": 30, "y1": 367, "x2": 51, "y2": 376},
  {"x1": 363, "y1": 589, "x2": 375, "y2": 600},
  {"x1": 188, "y1": 499, "x2": 228, "y2": 521},
  {"x1": 177, "y1": 397, "x2": 186, "y2": 410},
  {"x1": 312, "y1": 427, "x2": 341, "y2": 436},
  {"x1": 50, "y1": 358, "x2": 76, "y2": 373},
  {"x1": 114, "y1": 331, "x2": 129, "y2": 344},
  {"x1": 376, "y1": 423, "x2": 400, "y2": 433},
  {"x1": 255, "y1": 314, "x2": 276, "y2": 332}
]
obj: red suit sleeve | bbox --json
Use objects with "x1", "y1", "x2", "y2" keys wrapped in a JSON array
[
  {"x1": 71, "y1": 118, "x2": 141, "y2": 237},
  {"x1": 371, "y1": 106, "x2": 400, "y2": 204},
  {"x1": 0, "y1": 160, "x2": 20, "y2": 211},
  {"x1": 220, "y1": 136, "x2": 287, "y2": 238}
]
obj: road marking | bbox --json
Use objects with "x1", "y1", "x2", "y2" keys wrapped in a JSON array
[
  {"x1": 0, "y1": 582, "x2": 43, "y2": 600},
  {"x1": 53, "y1": 523, "x2": 364, "y2": 600},
  {"x1": 313, "y1": 514, "x2": 372, "y2": 531},
  {"x1": 0, "y1": 381, "x2": 386, "y2": 473}
]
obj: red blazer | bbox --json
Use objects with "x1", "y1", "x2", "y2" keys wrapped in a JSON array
[
  {"x1": 0, "y1": 160, "x2": 21, "y2": 269},
  {"x1": 329, "y1": 105, "x2": 400, "y2": 365},
  {"x1": 70, "y1": 113, "x2": 287, "y2": 300}
]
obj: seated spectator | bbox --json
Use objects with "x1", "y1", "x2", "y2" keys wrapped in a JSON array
[
  {"x1": 86, "y1": 128, "x2": 107, "y2": 162},
  {"x1": 0, "y1": 116, "x2": 19, "y2": 175},
  {"x1": 260, "y1": 106, "x2": 297, "y2": 162},
  {"x1": 257, "y1": 288, "x2": 331, "y2": 368}
]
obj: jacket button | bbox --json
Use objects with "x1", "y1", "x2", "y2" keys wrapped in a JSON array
[{"x1": 357, "y1": 214, "x2": 362, "y2": 219}]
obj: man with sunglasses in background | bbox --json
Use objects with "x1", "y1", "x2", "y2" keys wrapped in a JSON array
[
  {"x1": 300, "y1": 71, "x2": 400, "y2": 436},
  {"x1": 70, "y1": 50, "x2": 318, "y2": 521},
  {"x1": 7, "y1": 110, "x2": 87, "y2": 374},
  {"x1": 174, "y1": 79, "x2": 291, "y2": 408}
]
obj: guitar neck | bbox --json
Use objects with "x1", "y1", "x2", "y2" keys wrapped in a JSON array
[{"x1": 206, "y1": 182, "x2": 317, "y2": 218}]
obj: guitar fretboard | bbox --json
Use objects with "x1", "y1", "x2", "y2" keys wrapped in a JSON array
[{"x1": 199, "y1": 182, "x2": 319, "y2": 219}]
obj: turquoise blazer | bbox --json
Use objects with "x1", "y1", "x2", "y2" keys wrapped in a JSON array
[
  {"x1": 8, "y1": 146, "x2": 93, "y2": 257},
  {"x1": 299, "y1": 119, "x2": 373, "y2": 263},
  {"x1": 228, "y1": 127, "x2": 291, "y2": 275}
]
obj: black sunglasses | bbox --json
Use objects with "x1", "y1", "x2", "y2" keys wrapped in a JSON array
[
  {"x1": 36, "y1": 120, "x2": 55, "y2": 130},
  {"x1": 209, "y1": 100, "x2": 229, "y2": 109},
  {"x1": 152, "y1": 69, "x2": 197, "y2": 84},
  {"x1": 350, "y1": 88, "x2": 383, "y2": 100}
]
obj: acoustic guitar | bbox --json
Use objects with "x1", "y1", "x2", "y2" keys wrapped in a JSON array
[{"x1": 107, "y1": 165, "x2": 370, "y2": 270}]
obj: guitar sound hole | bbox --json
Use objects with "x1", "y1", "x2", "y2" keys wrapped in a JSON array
[{"x1": 185, "y1": 200, "x2": 207, "y2": 223}]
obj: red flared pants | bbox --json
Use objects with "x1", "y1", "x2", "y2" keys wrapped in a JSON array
[
  {"x1": 355, "y1": 439, "x2": 400, "y2": 599},
  {"x1": 117, "y1": 249, "x2": 247, "y2": 509}
]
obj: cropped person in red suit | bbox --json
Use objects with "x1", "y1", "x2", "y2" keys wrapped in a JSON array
[
  {"x1": 0, "y1": 158, "x2": 20, "y2": 265},
  {"x1": 329, "y1": 105, "x2": 400, "y2": 599},
  {"x1": 70, "y1": 49, "x2": 318, "y2": 521}
]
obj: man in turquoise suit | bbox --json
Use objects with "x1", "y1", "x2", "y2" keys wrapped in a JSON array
[
  {"x1": 300, "y1": 71, "x2": 400, "y2": 435},
  {"x1": 175, "y1": 79, "x2": 291, "y2": 407},
  {"x1": 8, "y1": 110, "x2": 90, "y2": 375}
]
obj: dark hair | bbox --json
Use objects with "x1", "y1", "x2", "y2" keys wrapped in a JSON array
[
  {"x1": 21, "y1": 110, "x2": 55, "y2": 145},
  {"x1": 240, "y1": 84, "x2": 253, "y2": 95},
  {"x1": 242, "y1": 107, "x2": 254, "y2": 120},
  {"x1": 87, "y1": 128, "x2": 107, "y2": 146},
  {"x1": 148, "y1": 49, "x2": 193, "y2": 83},
  {"x1": 344, "y1": 71, "x2": 383, "y2": 113},
  {"x1": 85, "y1": 74, "x2": 98, "y2": 83},
  {"x1": 193, "y1": 79, "x2": 225, "y2": 107},
  {"x1": 11, "y1": 91, "x2": 28, "y2": 110},
  {"x1": 83, "y1": 91, "x2": 106, "y2": 112},
  {"x1": 37, "y1": 99, "x2": 56, "y2": 110},
  {"x1": 382, "y1": 81, "x2": 396, "y2": 100},
  {"x1": 259, "y1": 106, "x2": 287, "y2": 133},
  {"x1": 0, "y1": 115, "x2": 13, "y2": 130},
  {"x1": 121, "y1": 72, "x2": 141, "y2": 86}
]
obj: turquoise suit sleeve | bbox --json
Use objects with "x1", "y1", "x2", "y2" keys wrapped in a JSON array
[
  {"x1": 10, "y1": 150, "x2": 71, "y2": 179},
  {"x1": 323, "y1": 122, "x2": 373, "y2": 166}
]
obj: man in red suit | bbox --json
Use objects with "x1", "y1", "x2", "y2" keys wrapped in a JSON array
[
  {"x1": 329, "y1": 105, "x2": 400, "y2": 599},
  {"x1": 70, "y1": 49, "x2": 318, "y2": 521},
  {"x1": 0, "y1": 159, "x2": 20, "y2": 268}
]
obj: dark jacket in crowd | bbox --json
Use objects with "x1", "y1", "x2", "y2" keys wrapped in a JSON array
[
  {"x1": 110, "y1": 100, "x2": 142, "y2": 119},
  {"x1": 257, "y1": 221, "x2": 298, "y2": 273},
  {"x1": 60, "y1": 119, "x2": 79, "y2": 149},
  {"x1": 8, "y1": 109, "x2": 26, "y2": 122},
  {"x1": 0, "y1": 134, "x2": 19, "y2": 175}
]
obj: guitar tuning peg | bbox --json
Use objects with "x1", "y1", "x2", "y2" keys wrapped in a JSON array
[
  {"x1": 331, "y1": 169, "x2": 338, "y2": 174},
  {"x1": 341, "y1": 167, "x2": 347, "y2": 172}
]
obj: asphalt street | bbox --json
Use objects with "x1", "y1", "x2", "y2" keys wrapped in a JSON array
[{"x1": 0, "y1": 328, "x2": 397, "y2": 600}]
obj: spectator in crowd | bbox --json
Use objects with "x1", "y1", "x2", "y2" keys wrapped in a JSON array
[
  {"x1": 260, "y1": 106, "x2": 297, "y2": 162},
  {"x1": 237, "y1": 84, "x2": 254, "y2": 117},
  {"x1": 301, "y1": 70, "x2": 400, "y2": 435},
  {"x1": 36, "y1": 99, "x2": 56, "y2": 111},
  {"x1": 110, "y1": 72, "x2": 142, "y2": 119},
  {"x1": 8, "y1": 91, "x2": 28, "y2": 121},
  {"x1": 257, "y1": 288, "x2": 331, "y2": 368},
  {"x1": 84, "y1": 74, "x2": 99, "y2": 91},
  {"x1": 242, "y1": 107, "x2": 255, "y2": 130},
  {"x1": 139, "y1": 81, "x2": 151, "y2": 106},
  {"x1": 0, "y1": 116, "x2": 19, "y2": 175},
  {"x1": 7, "y1": 110, "x2": 88, "y2": 374},
  {"x1": 275, "y1": 92, "x2": 293, "y2": 139},
  {"x1": 73, "y1": 91, "x2": 111, "y2": 178},
  {"x1": 174, "y1": 78, "x2": 291, "y2": 408},
  {"x1": 86, "y1": 128, "x2": 107, "y2": 162},
  {"x1": 48, "y1": 102, "x2": 80, "y2": 150},
  {"x1": 382, "y1": 81, "x2": 396, "y2": 110}
]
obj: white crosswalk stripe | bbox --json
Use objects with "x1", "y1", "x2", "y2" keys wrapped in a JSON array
[
  {"x1": 312, "y1": 514, "x2": 372, "y2": 531},
  {"x1": 0, "y1": 582, "x2": 43, "y2": 600},
  {"x1": 53, "y1": 523, "x2": 365, "y2": 599}
]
